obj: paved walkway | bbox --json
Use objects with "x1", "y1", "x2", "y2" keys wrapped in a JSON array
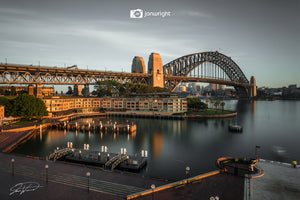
[
  {"x1": 249, "y1": 159, "x2": 300, "y2": 200},
  {"x1": 0, "y1": 153, "x2": 168, "y2": 200},
  {"x1": 131, "y1": 173, "x2": 244, "y2": 200},
  {"x1": 0, "y1": 130, "x2": 34, "y2": 152}
]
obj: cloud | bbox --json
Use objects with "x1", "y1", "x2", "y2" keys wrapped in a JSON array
[{"x1": 177, "y1": 10, "x2": 211, "y2": 18}]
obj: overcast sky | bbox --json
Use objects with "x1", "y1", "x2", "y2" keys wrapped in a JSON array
[{"x1": 0, "y1": 0, "x2": 299, "y2": 88}]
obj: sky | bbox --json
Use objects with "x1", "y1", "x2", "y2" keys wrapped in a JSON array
[{"x1": 0, "y1": 0, "x2": 299, "y2": 88}]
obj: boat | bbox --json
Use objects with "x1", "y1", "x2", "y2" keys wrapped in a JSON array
[
  {"x1": 228, "y1": 115, "x2": 243, "y2": 132},
  {"x1": 228, "y1": 124, "x2": 243, "y2": 132}
]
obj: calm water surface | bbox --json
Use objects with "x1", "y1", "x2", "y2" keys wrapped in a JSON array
[{"x1": 13, "y1": 100, "x2": 300, "y2": 181}]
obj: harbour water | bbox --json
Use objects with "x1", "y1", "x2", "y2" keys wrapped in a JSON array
[{"x1": 12, "y1": 100, "x2": 300, "y2": 181}]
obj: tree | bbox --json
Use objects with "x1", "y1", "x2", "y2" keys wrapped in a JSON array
[
  {"x1": 0, "y1": 88, "x2": 4, "y2": 95},
  {"x1": 13, "y1": 94, "x2": 48, "y2": 119},
  {"x1": 215, "y1": 100, "x2": 221, "y2": 110},
  {"x1": 11, "y1": 86, "x2": 17, "y2": 96},
  {"x1": 211, "y1": 100, "x2": 215, "y2": 109},
  {"x1": 93, "y1": 81, "x2": 170, "y2": 97},
  {"x1": 0, "y1": 96, "x2": 15, "y2": 116},
  {"x1": 206, "y1": 99, "x2": 210, "y2": 109},
  {"x1": 220, "y1": 101, "x2": 225, "y2": 112},
  {"x1": 187, "y1": 98, "x2": 208, "y2": 111}
]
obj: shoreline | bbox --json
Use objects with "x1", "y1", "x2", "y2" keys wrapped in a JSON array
[{"x1": 1, "y1": 110, "x2": 236, "y2": 153}]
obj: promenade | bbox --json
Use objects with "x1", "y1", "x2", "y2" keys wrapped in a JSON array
[
  {"x1": 0, "y1": 152, "x2": 246, "y2": 200},
  {"x1": 247, "y1": 159, "x2": 300, "y2": 200},
  {"x1": 0, "y1": 130, "x2": 35, "y2": 152},
  {"x1": 0, "y1": 153, "x2": 168, "y2": 200}
]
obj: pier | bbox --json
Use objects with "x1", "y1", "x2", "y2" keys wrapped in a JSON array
[
  {"x1": 53, "y1": 121, "x2": 137, "y2": 133},
  {"x1": 49, "y1": 147, "x2": 147, "y2": 171}
]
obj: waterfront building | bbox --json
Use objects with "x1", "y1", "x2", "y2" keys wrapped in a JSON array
[
  {"x1": 42, "y1": 96, "x2": 187, "y2": 116},
  {"x1": 0, "y1": 85, "x2": 54, "y2": 97}
]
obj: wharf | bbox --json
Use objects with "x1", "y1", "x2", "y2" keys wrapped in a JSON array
[
  {"x1": 49, "y1": 148, "x2": 147, "y2": 171},
  {"x1": 107, "y1": 111, "x2": 185, "y2": 120},
  {"x1": 54, "y1": 121, "x2": 137, "y2": 133},
  {"x1": 56, "y1": 112, "x2": 107, "y2": 122}
]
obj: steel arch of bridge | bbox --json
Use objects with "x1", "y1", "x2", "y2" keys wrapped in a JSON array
[{"x1": 163, "y1": 51, "x2": 250, "y2": 92}]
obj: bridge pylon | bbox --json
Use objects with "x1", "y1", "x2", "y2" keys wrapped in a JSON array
[
  {"x1": 148, "y1": 53, "x2": 164, "y2": 88},
  {"x1": 250, "y1": 76, "x2": 257, "y2": 98}
]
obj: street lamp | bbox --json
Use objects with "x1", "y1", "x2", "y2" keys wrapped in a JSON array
[
  {"x1": 86, "y1": 172, "x2": 91, "y2": 192},
  {"x1": 45, "y1": 165, "x2": 49, "y2": 183},
  {"x1": 185, "y1": 166, "x2": 190, "y2": 184},
  {"x1": 151, "y1": 184, "x2": 155, "y2": 200},
  {"x1": 255, "y1": 145, "x2": 261, "y2": 160},
  {"x1": 11, "y1": 158, "x2": 15, "y2": 176}
]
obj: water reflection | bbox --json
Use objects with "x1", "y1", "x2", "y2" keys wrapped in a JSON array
[
  {"x1": 152, "y1": 132, "x2": 164, "y2": 159},
  {"x1": 12, "y1": 100, "x2": 300, "y2": 180}
]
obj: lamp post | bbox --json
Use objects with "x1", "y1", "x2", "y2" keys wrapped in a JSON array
[
  {"x1": 185, "y1": 166, "x2": 190, "y2": 184},
  {"x1": 86, "y1": 172, "x2": 91, "y2": 192},
  {"x1": 255, "y1": 145, "x2": 261, "y2": 160},
  {"x1": 45, "y1": 165, "x2": 49, "y2": 183},
  {"x1": 11, "y1": 158, "x2": 15, "y2": 176},
  {"x1": 151, "y1": 184, "x2": 155, "y2": 200}
]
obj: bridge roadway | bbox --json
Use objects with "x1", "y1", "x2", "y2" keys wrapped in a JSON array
[
  {"x1": 0, "y1": 63, "x2": 250, "y2": 88},
  {"x1": 0, "y1": 63, "x2": 151, "y2": 85}
]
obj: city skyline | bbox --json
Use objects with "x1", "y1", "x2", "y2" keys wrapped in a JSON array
[{"x1": 0, "y1": 0, "x2": 299, "y2": 88}]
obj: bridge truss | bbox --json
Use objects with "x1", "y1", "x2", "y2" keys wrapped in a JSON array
[
  {"x1": 0, "y1": 64, "x2": 150, "y2": 85},
  {"x1": 163, "y1": 51, "x2": 251, "y2": 96}
]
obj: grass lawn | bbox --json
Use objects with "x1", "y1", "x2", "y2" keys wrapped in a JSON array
[
  {"x1": 188, "y1": 109, "x2": 232, "y2": 115},
  {"x1": 12, "y1": 120, "x2": 35, "y2": 126}
]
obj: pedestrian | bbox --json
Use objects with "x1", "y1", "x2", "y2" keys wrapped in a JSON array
[{"x1": 292, "y1": 160, "x2": 297, "y2": 168}]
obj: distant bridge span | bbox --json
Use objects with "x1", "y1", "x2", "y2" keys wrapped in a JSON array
[
  {"x1": 163, "y1": 51, "x2": 251, "y2": 96},
  {"x1": 0, "y1": 51, "x2": 256, "y2": 97}
]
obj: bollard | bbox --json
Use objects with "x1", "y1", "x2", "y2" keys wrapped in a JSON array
[
  {"x1": 186, "y1": 166, "x2": 190, "y2": 184},
  {"x1": 98, "y1": 153, "x2": 101, "y2": 161},
  {"x1": 86, "y1": 172, "x2": 90, "y2": 192},
  {"x1": 126, "y1": 156, "x2": 129, "y2": 165},
  {"x1": 79, "y1": 150, "x2": 82, "y2": 159},
  {"x1": 141, "y1": 150, "x2": 144, "y2": 157},
  {"x1": 45, "y1": 165, "x2": 49, "y2": 183},
  {"x1": 11, "y1": 158, "x2": 15, "y2": 176},
  {"x1": 107, "y1": 154, "x2": 110, "y2": 161},
  {"x1": 151, "y1": 184, "x2": 155, "y2": 200}
]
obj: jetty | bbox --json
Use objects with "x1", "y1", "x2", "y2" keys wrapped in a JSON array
[
  {"x1": 53, "y1": 121, "x2": 137, "y2": 133},
  {"x1": 49, "y1": 148, "x2": 147, "y2": 171}
]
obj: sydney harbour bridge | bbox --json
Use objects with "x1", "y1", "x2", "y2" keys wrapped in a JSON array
[{"x1": 0, "y1": 51, "x2": 256, "y2": 98}]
